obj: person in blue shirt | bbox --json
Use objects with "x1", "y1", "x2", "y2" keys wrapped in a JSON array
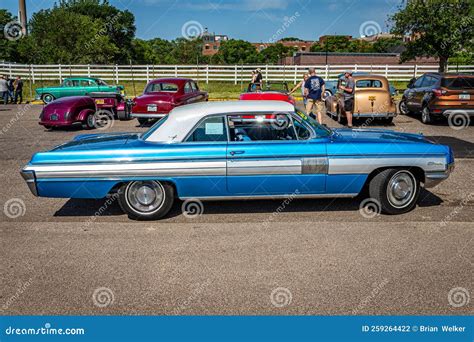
[{"x1": 304, "y1": 68, "x2": 326, "y2": 124}]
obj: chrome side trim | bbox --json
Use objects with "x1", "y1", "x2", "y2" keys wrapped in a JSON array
[
  {"x1": 353, "y1": 112, "x2": 397, "y2": 118},
  {"x1": 26, "y1": 161, "x2": 226, "y2": 179},
  {"x1": 20, "y1": 170, "x2": 38, "y2": 196},
  {"x1": 227, "y1": 159, "x2": 301, "y2": 176},
  {"x1": 328, "y1": 156, "x2": 447, "y2": 175},
  {"x1": 424, "y1": 162, "x2": 454, "y2": 188},
  {"x1": 302, "y1": 157, "x2": 328, "y2": 174},
  {"x1": 180, "y1": 193, "x2": 358, "y2": 201},
  {"x1": 131, "y1": 113, "x2": 167, "y2": 118}
]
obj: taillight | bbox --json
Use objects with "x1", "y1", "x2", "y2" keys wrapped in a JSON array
[{"x1": 433, "y1": 89, "x2": 447, "y2": 97}]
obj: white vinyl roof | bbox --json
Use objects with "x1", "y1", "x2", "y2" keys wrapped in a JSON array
[{"x1": 145, "y1": 100, "x2": 295, "y2": 142}]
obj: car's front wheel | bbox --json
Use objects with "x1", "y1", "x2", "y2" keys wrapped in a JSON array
[
  {"x1": 83, "y1": 114, "x2": 96, "y2": 130},
  {"x1": 42, "y1": 94, "x2": 55, "y2": 104},
  {"x1": 421, "y1": 106, "x2": 432, "y2": 124},
  {"x1": 368, "y1": 168, "x2": 420, "y2": 215},
  {"x1": 398, "y1": 99, "x2": 411, "y2": 115},
  {"x1": 118, "y1": 180, "x2": 174, "y2": 220}
]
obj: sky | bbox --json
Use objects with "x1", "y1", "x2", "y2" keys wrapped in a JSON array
[{"x1": 2, "y1": 0, "x2": 402, "y2": 42}]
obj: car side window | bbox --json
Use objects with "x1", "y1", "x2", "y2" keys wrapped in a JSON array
[
  {"x1": 421, "y1": 76, "x2": 435, "y2": 88},
  {"x1": 293, "y1": 119, "x2": 311, "y2": 140},
  {"x1": 80, "y1": 80, "x2": 90, "y2": 87},
  {"x1": 228, "y1": 114, "x2": 297, "y2": 142},
  {"x1": 186, "y1": 116, "x2": 228, "y2": 142},
  {"x1": 191, "y1": 82, "x2": 198, "y2": 92},
  {"x1": 71, "y1": 80, "x2": 80, "y2": 87},
  {"x1": 184, "y1": 82, "x2": 192, "y2": 94},
  {"x1": 413, "y1": 76, "x2": 424, "y2": 88},
  {"x1": 63, "y1": 80, "x2": 72, "y2": 87}
]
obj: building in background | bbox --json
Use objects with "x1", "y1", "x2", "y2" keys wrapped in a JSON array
[
  {"x1": 202, "y1": 28, "x2": 228, "y2": 56},
  {"x1": 280, "y1": 52, "x2": 438, "y2": 65}
]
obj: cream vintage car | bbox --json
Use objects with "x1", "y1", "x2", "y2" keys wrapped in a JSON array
[{"x1": 325, "y1": 74, "x2": 397, "y2": 124}]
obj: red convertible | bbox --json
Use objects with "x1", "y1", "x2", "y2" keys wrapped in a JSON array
[
  {"x1": 130, "y1": 78, "x2": 208, "y2": 125},
  {"x1": 239, "y1": 81, "x2": 295, "y2": 105}
]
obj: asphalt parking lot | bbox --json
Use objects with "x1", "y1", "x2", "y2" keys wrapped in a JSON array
[{"x1": 0, "y1": 103, "x2": 472, "y2": 315}]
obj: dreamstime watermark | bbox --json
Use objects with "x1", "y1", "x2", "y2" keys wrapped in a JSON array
[
  {"x1": 262, "y1": 189, "x2": 300, "y2": 228},
  {"x1": 83, "y1": 194, "x2": 119, "y2": 228},
  {"x1": 359, "y1": 198, "x2": 381, "y2": 219},
  {"x1": 0, "y1": 103, "x2": 33, "y2": 136},
  {"x1": 172, "y1": 279, "x2": 211, "y2": 315},
  {"x1": 181, "y1": 198, "x2": 204, "y2": 219},
  {"x1": 448, "y1": 287, "x2": 470, "y2": 308},
  {"x1": 181, "y1": 20, "x2": 204, "y2": 40},
  {"x1": 1, "y1": 277, "x2": 33, "y2": 311},
  {"x1": 4, "y1": 323, "x2": 85, "y2": 336},
  {"x1": 93, "y1": 109, "x2": 115, "y2": 131},
  {"x1": 267, "y1": 12, "x2": 300, "y2": 44},
  {"x1": 352, "y1": 278, "x2": 389, "y2": 314},
  {"x1": 359, "y1": 21, "x2": 381, "y2": 37},
  {"x1": 85, "y1": 13, "x2": 122, "y2": 50},
  {"x1": 447, "y1": 110, "x2": 471, "y2": 130},
  {"x1": 3, "y1": 198, "x2": 26, "y2": 219},
  {"x1": 270, "y1": 287, "x2": 293, "y2": 308},
  {"x1": 270, "y1": 112, "x2": 292, "y2": 131},
  {"x1": 92, "y1": 287, "x2": 115, "y2": 308},
  {"x1": 440, "y1": 192, "x2": 473, "y2": 228},
  {"x1": 3, "y1": 21, "x2": 24, "y2": 41}
]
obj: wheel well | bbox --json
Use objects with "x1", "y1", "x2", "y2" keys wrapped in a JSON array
[
  {"x1": 361, "y1": 166, "x2": 425, "y2": 193},
  {"x1": 108, "y1": 180, "x2": 178, "y2": 196}
]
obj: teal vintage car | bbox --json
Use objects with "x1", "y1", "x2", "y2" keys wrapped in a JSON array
[{"x1": 35, "y1": 77, "x2": 125, "y2": 104}]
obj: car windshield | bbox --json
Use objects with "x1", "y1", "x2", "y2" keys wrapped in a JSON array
[
  {"x1": 141, "y1": 116, "x2": 169, "y2": 140},
  {"x1": 294, "y1": 110, "x2": 332, "y2": 137},
  {"x1": 263, "y1": 82, "x2": 288, "y2": 93},
  {"x1": 146, "y1": 82, "x2": 179, "y2": 93}
]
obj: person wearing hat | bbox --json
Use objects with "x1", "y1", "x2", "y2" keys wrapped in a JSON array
[
  {"x1": 339, "y1": 70, "x2": 355, "y2": 128},
  {"x1": 304, "y1": 68, "x2": 326, "y2": 124}
]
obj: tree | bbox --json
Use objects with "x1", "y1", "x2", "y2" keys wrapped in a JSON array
[
  {"x1": 259, "y1": 43, "x2": 296, "y2": 64},
  {"x1": 371, "y1": 37, "x2": 404, "y2": 53},
  {"x1": 216, "y1": 39, "x2": 259, "y2": 64},
  {"x1": 132, "y1": 38, "x2": 176, "y2": 64},
  {"x1": 390, "y1": 0, "x2": 474, "y2": 72},
  {"x1": 171, "y1": 38, "x2": 203, "y2": 64}
]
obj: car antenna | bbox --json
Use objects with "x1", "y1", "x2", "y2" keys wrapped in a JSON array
[{"x1": 130, "y1": 59, "x2": 136, "y2": 99}]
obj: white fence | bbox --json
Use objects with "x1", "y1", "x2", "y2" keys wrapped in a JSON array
[{"x1": 1, "y1": 63, "x2": 473, "y2": 84}]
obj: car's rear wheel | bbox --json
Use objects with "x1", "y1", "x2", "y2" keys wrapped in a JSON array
[
  {"x1": 118, "y1": 180, "x2": 174, "y2": 220},
  {"x1": 398, "y1": 99, "x2": 411, "y2": 115},
  {"x1": 421, "y1": 106, "x2": 432, "y2": 124},
  {"x1": 83, "y1": 114, "x2": 96, "y2": 129},
  {"x1": 42, "y1": 94, "x2": 55, "y2": 104},
  {"x1": 368, "y1": 168, "x2": 420, "y2": 215}
]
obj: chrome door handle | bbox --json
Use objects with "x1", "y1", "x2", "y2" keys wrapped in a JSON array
[{"x1": 230, "y1": 150, "x2": 245, "y2": 156}]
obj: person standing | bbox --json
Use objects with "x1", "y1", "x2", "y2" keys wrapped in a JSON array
[
  {"x1": 7, "y1": 77, "x2": 15, "y2": 103},
  {"x1": 14, "y1": 76, "x2": 24, "y2": 104},
  {"x1": 254, "y1": 68, "x2": 263, "y2": 90},
  {"x1": 0, "y1": 76, "x2": 8, "y2": 105},
  {"x1": 289, "y1": 73, "x2": 309, "y2": 106},
  {"x1": 248, "y1": 70, "x2": 256, "y2": 92},
  {"x1": 304, "y1": 68, "x2": 326, "y2": 124},
  {"x1": 339, "y1": 70, "x2": 355, "y2": 128}
]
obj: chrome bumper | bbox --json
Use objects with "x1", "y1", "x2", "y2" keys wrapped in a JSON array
[
  {"x1": 131, "y1": 113, "x2": 167, "y2": 119},
  {"x1": 353, "y1": 112, "x2": 397, "y2": 118},
  {"x1": 20, "y1": 169, "x2": 38, "y2": 196},
  {"x1": 424, "y1": 162, "x2": 455, "y2": 188}
]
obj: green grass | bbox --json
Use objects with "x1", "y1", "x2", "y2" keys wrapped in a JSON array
[{"x1": 20, "y1": 80, "x2": 409, "y2": 103}]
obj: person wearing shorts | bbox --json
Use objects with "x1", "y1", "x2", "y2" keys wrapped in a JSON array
[
  {"x1": 339, "y1": 70, "x2": 355, "y2": 128},
  {"x1": 304, "y1": 68, "x2": 325, "y2": 124}
]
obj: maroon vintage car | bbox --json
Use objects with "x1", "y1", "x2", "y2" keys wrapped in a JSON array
[
  {"x1": 130, "y1": 78, "x2": 208, "y2": 124},
  {"x1": 39, "y1": 93, "x2": 128, "y2": 130}
]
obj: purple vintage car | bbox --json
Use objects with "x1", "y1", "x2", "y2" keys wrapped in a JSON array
[{"x1": 39, "y1": 94, "x2": 129, "y2": 130}]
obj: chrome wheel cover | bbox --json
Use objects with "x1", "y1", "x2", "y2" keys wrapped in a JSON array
[
  {"x1": 43, "y1": 95, "x2": 53, "y2": 103},
  {"x1": 126, "y1": 181, "x2": 165, "y2": 214},
  {"x1": 387, "y1": 171, "x2": 416, "y2": 209},
  {"x1": 400, "y1": 101, "x2": 408, "y2": 114},
  {"x1": 422, "y1": 107, "x2": 430, "y2": 122}
]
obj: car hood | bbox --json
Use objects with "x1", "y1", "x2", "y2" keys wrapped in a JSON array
[
  {"x1": 51, "y1": 132, "x2": 140, "y2": 152},
  {"x1": 332, "y1": 128, "x2": 430, "y2": 144}
]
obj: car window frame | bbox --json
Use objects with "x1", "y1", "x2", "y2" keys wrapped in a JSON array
[
  {"x1": 183, "y1": 114, "x2": 229, "y2": 144},
  {"x1": 184, "y1": 82, "x2": 193, "y2": 94}
]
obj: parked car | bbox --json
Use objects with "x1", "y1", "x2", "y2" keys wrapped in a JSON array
[
  {"x1": 325, "y1": 72, "x2": 397, "y2": 97},
  {"x1": 130, "y1": 78, "x2": 208, "y2": 125},
  {"x1": 35, "y1": 77, "x2": 125, "y2": 104},
  {"x1": 22, "y1": 100, "x2": 454, "y2": 220},
  {"x1": 399, "y1": 73, "x2": 474, "y2": 124},
  {"x1": 39, "y1": 96, "x2": 97, "y2": 129},
  {"x1": 239, "y1": 81, "x2": 296, "y2": 105},
  {"x1": 325, "y1": 74, "x2": 397, "y2": 124}
]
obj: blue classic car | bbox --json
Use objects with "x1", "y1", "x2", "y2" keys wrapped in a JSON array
[{"x1": 21, "y1": 101, "x2": 454, "y2": 220}]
